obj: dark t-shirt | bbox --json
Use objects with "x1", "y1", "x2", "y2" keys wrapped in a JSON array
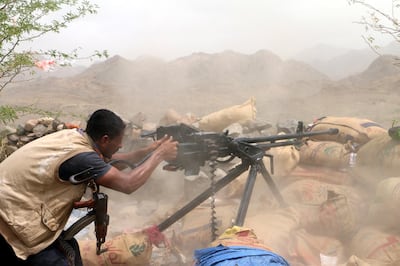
[{"x1": 59, "y1": 152, "x2": 111, "y2": 181}]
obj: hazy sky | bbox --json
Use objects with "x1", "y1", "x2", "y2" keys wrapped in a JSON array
[{"x1": 30, "y1": 0, "x2": 395, "y2": 63}]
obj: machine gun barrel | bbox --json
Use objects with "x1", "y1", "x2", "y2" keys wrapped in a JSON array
[{"x1": 235, "y1": 127, "x2": 339, "y2": 144}]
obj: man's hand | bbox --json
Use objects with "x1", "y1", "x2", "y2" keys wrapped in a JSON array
[{"x1": 155, "y1": 135, "x2": 178, "y2": 161}]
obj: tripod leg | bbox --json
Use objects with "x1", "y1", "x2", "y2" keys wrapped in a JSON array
[
  {"x1": 234, "y1": 165, "x2": 258, "y2": 226},
  {"x1": 157, "y1": 163, "x2": 249, "y2": 232},
  {"x1": 258, "y1": 160, "x2": 287, "y2": 207}
]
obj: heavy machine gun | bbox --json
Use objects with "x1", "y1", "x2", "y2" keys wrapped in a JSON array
[
  {"x1": 147, "y1": 121, "x2": 338, "y2": 236},
  {"x1": 153, "y1": 122, "x2": 338, "y2": 177},
  {"x1": 63, "y1": 121, "x2": 338, "y2": 253}
]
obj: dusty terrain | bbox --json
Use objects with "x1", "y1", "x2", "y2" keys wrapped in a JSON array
[
  {"x1": 1, "y1": 51, "x2": 400, "y2": 265},
  {"x1": 2, "y1": 52, "x2": 399, "y2": 129}
]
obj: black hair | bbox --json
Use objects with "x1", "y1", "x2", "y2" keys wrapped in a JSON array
[{"x1": 85, "y1": 109, "x2": 126, "y2": 141}]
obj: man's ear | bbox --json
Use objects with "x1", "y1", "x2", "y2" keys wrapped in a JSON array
[{"x1": 99, "y1": 134, "x2": 110, "y2": 144}]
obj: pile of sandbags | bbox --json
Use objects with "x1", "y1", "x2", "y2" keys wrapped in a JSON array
[
  {"x1": 299, "y1": 116, "x2": 387, "y2": 170},
  {"x1": 238, "y1": 116, "x2": 398, "y2": 266},
  {"x1": 140, "y1": 114, "x2": 399, "y2": 266},
  {"x1": 333, "y1": 177, "x2": 400, "y2": 266}
]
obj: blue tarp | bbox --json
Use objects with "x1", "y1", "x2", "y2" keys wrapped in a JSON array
[{"x1": 194, "y1": 245, "x2": 290, "y2": 266}]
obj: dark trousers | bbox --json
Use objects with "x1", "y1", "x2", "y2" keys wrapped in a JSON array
[{"x1": 0, "y1": 233, "x2": 83, "y2": 266}]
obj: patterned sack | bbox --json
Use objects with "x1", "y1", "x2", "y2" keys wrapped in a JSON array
[
  {"x1": 281, "y1": 179, "x2": 367, "y2": 240},
  {"x1": 307, "y1": 116, "x2": 386, "y2": 145},
  {"x1": 79, "y1": 231, "x2": 152, "y2": 266},
  {"x1": 349, "y1": 226, "x2": 400, "y2": 265},
  {"x1": 299, "y1": 140, "x2": 349, "y2": 169}
]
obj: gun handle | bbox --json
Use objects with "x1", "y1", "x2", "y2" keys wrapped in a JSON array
[{"x1": 73, "y1": 199, "x2": 95, "y2": 209}]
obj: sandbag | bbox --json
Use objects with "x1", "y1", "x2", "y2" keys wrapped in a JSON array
[
  {"x1": 357, "y1": 134, "x2": 400, "y2": 172},
  {"x1": 349, "y1": 226, "x2": 400, "y2": 265},
  {"x1": 282, "y1": 165, "x2": 352, "y2": 187},
  {"x1": 373, "y1": 177, "x2": 400, "y2": 204},
  {"x1": 367, "y1": 177, "x2": 400, "y2": 230},
  {"x1": 281, "y1": 179, "x2": 367, "y2": 240},
  {"x1": 79, "y1": 231, "x2": 152, "y2": 266},
  {"x1": 265, "y1": 144, "x2": 300, "y2": 177},
  {"x1": 244, "y1": 207, "x2": 301, "y2": 260},
  {"x1": 352, "y1": 134, "x2": 400, "y2": 188},
  {"x1": 171, "y1": 204, "x2": 236, "y2": 259},
  {"x1": 290, "y1": 229, "x2": 343, "y2": 266},
  {"x1": 198, "y1": 97, "x2": 256, "y2": 132},
  {"x1": 339, "y1": 255, "x2": 375, "y2": 266},
  {"x1": 210, "y1": 226, "x2": 272, "y2": 251},
  {"x1": 158, "y1": 108, "x2": 197, "y2": 126},
  {"x1": 307, "y1": 116, "x2": 387, "y2": 145},
  {"x1": 299, "y1": 140, "x2": 349, "y2": 169}
]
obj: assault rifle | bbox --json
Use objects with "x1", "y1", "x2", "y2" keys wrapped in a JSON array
[
  {"x1": 145, "y1": 121, "x2": 339, "y2": 232},
  {"x1": 62, "y1": 168, "x2": 109, "y2": 255},
  {"x1": 63, "y1": 160, "x2": 137, "y2": 255}
]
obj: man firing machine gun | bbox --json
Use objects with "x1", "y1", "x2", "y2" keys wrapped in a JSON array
[{"x1": 65, "y1": 120, "x2": 338, "y2": 263}]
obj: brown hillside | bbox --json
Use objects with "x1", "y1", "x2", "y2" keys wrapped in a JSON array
[{"x1": 1, "y1": 51, "x2": 398, "y2": 128}]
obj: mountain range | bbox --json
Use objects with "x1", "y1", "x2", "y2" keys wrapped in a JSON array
[{"x1": 2, "y1": 43, "x2": 399, "y2": 128}]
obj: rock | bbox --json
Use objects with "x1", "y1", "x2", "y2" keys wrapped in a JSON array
[
  {"x1": 7, "y1": 133, "x2": 19, "y2": 144},
  {"x1": 32, "y1": 123, "x2": 48, "y2": 137},
  {"x1": 16, "y1": 125, "x2": 25, "y2": 136},
  {"x1": 38, "y1": 117, "x2": 54, "y2": 127},
  {"x1": 24, "y1": 119, "x2": 39, "y2": 132},
  {"x1": 19, "y1": 136, "x2": 34, "y2": 144}
]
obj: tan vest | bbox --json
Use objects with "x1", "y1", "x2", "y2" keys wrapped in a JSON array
[{"x1": 0, "y1": 129, "x2": 95, "y2": 259}]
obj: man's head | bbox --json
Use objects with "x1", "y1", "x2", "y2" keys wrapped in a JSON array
[{"x1": 86, "y1": 109, "x2": 126, "y2": 159}]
